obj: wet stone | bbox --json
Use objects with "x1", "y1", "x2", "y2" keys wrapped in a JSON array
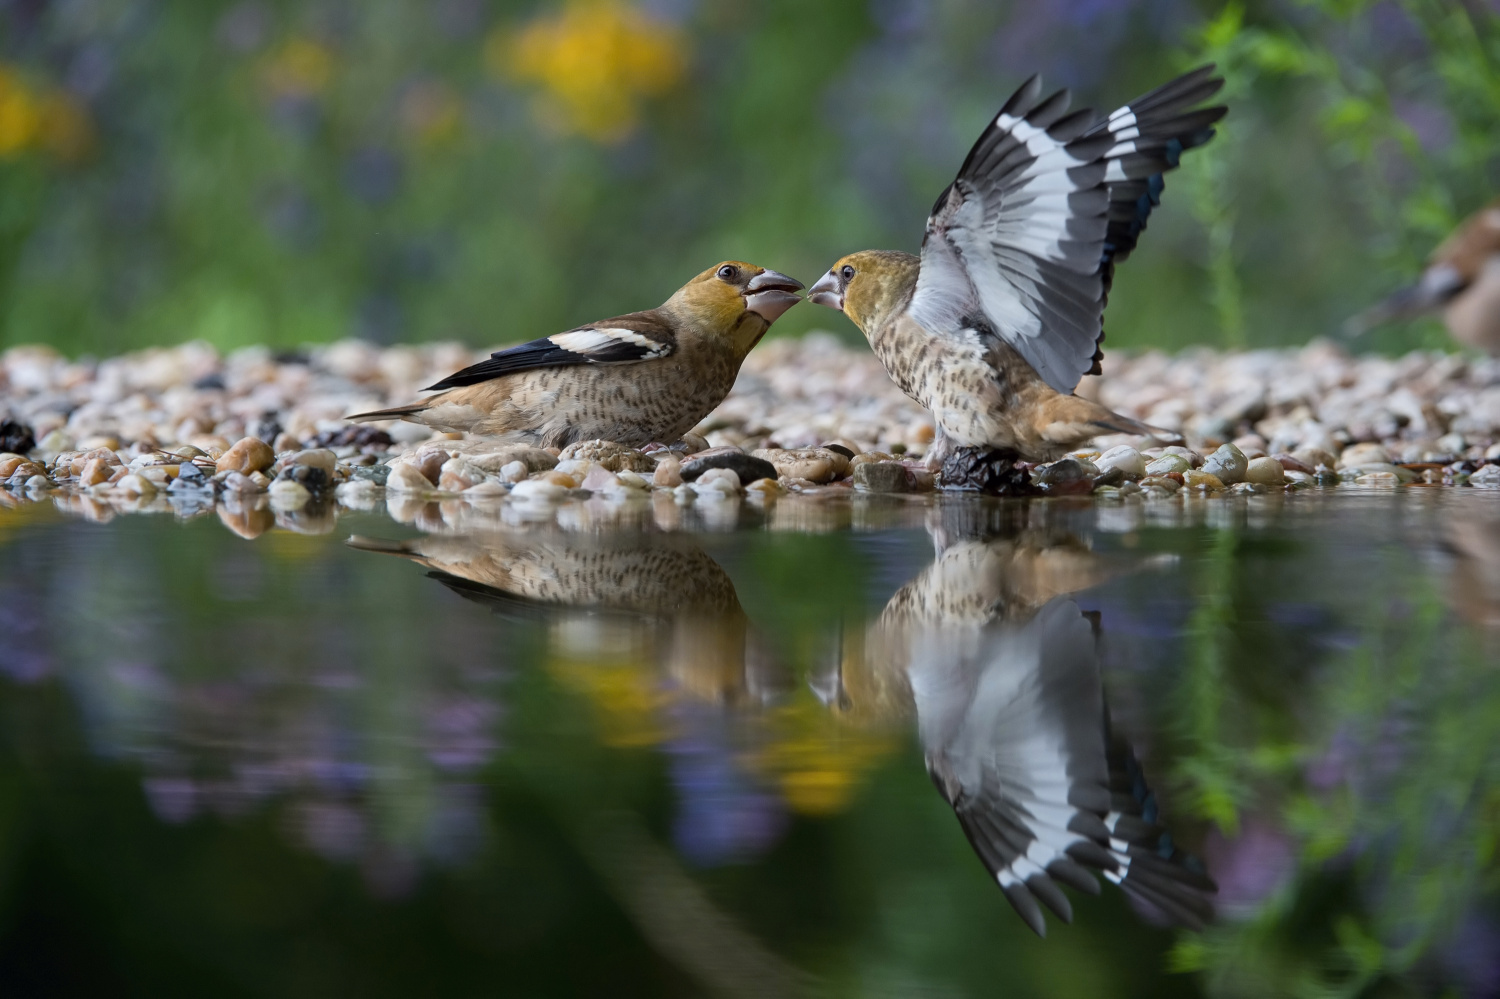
[
  {"x1": 752, "y1": 447, "x2": 851, "y2": 484},
  {"x1": 1034, "y1": 458, "x2": 1096, "y2": 496},
  {"x1": 853, "y1": 461, "x2": 910, "y2": 493},
  {"x1": 1243, "y1": 456, "x2": 1286, "y2": 486},
  {"x1": 680, "y1": 447, "x2": 778, "y2": 486},
  {"x1": 216, "y1": 437, "x2": 274, "y2": 476},
  {"x1": 1095, "y1": 445, "x2": 1146, "y2": 480},
  {"x1": 350, "y1": 464, "x2": 391, "y2": 486},
  {"x1": 1145, "y1": 453, "x2": 1191, "y2": 477},
  {"x1": 1201, "y1": 443, "x2": 1247, "y2": 485}
]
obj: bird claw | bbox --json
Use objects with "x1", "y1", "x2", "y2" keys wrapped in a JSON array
[{"x1": 937, "y1": 446, "x2": 1036, "y2": 496}]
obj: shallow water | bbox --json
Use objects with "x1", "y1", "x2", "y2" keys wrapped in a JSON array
[{"x1": 2, "y1": 488, "x2": 1499, "y2": 998}]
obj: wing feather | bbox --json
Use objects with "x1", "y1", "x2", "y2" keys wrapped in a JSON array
[
  {"x1": 915, "y1": 597, "x2": 1217, "y2": 936},
  {"x1": 911, "y1": 67, "x2": 1226, "y2": 392},
  {"x1": 425, "y1": 313, "x2": 676, "y2": 390}
]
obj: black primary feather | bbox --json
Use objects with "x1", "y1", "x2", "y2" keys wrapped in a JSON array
[{"x1": 424, "y1": 314, "x2": 676, "y2": 390}]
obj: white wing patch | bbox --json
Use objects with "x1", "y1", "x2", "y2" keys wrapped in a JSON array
[{"x1": 548, "y1": 327, "x2": 671, "y2": 360}]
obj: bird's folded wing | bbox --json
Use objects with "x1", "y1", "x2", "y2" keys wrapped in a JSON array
[
  {"x1": 425, "y1": 313, "x2": 676, "y2": 390},
  {"x1": 910, "y1": 66, "x2": 1225, "y2": 394}
]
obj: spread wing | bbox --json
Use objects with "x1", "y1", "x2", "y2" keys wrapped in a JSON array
[
  {"x1": 425, "y1": 312, "x2": 676, "y2": 390},
  {"x1": 912, "y1": 598, "x2": 1216, "y2": 936},
  {"x1": 909, "y1": 67, "x2": 1226, "y2": 394}
]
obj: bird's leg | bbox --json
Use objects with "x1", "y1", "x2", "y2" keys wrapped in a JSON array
[{"x1": 937, "y1": 445, "x2": 1035, "y2": 496}]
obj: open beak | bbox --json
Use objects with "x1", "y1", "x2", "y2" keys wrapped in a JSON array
[
  {"x1": 808, "y1": 270, "x2": 843, "y2": 310},
  {"x1": 744, "y1": 269, "x2": 804, "y2": 323}
]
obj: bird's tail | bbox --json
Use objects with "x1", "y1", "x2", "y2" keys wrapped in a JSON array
[
  {"x1": 1074, "y1": 397, "x2": 1183, "y2": 446},
  {"x1": 345, "y1": 402, "x2": 427, "y2": 424},
  {"x1": 345, "y1": 535, "x2": 421, "y2": 558},
  {"x1": 1344, "y1": 283, "x2": 1441, "y2": 339}
]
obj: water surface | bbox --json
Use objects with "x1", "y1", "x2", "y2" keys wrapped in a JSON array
[{"x1": 2, "y1": 489, "x2": 1498, "y2": 998}]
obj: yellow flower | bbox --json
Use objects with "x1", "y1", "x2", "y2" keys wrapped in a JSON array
[
  {"x1": 261, "y1": 38, "x2": 334, "y2": 99},
  {"x1": 0, "y1": 67, "x2": 42, "y2": 158},
  {"x1": 489, "y1": 0, "x2": 686, "y2": 143},
  {"x1": 0, "y1": 65, "x2": 93, "y2": 163}
]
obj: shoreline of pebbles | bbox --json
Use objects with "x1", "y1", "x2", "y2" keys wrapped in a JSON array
[{"x1": 4, "y1": 333, "x2": 1500, "y2": 530}]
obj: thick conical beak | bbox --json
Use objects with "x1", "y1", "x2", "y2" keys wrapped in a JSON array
[
  {"x1": 744, "y1": 269, "x2": 804, "y2": 323},
  {"x1": 808, "y1": 270, "x2": 843, "y2": 310}
]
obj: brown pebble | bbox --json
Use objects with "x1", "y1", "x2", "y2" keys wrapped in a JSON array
[
  {"x1": 653, "y1": 456, "x2": 683, "y2": 488},
  {"x1": 1272, "y1": 453, "x2": 1314, "y2": 475},
  {"x1": 216, "y1": 437, "x2": 275, "y2": 476},
  {"x1": 272, "y1": 432, "x2": 301, "y2": 454},
  {"x1": 79, "y1": 458, "x2": 111, "y2": 487}
]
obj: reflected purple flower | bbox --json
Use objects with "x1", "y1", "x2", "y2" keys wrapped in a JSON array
[
  {"x1": 666, "y1": 712, "x2": 788, "y2": 867},
  {"x1": 1204, "y1": 821, "x2": 1296, "y2": 916}
]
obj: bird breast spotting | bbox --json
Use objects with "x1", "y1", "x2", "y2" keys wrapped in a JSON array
[
  {"x1": 809, "y1": 66, "x2": 1228, "y2": 466},
  {"x1": 346, "y1": 261, "x2": 804, "y2": 449}
]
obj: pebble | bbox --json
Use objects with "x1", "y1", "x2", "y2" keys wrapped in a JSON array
[
  {"x1": 853, "y1": 461, "x2": 910, "y2": 493},
  {"x1": 1292, "y1": 447, "x2": 1338, "y2": 471},
  {"x1": 1182, "y1": 469, "x2": 1227, "y2": 492},
  {"x1": 79, "y1": 457, "x2": 111, "y2": 486},
  {"x1": 114, "y1": 473, "x2": 155, "y2": 497},
  {"x1": 693, "y1": 468, "x2": 743, "y2": 496},
  {"x1": 1034, "y1": 457, "x2": 1096, "y2": 495},
  {"x1": 1272, "y1": 453, "x2": 1314, "y2": 475},
  {"x1": 539, "y1": 470, "x2": 578, "y2": 489},
  {"x1": 268, "y1": 478, "x2": 311, "y2": 509},
  {"x1": 752, "y1": 447, "x2": 851, "y2": 484},
  {"x1": 653, "y1": 455, "x2": 684, "y2": 488},
  {"x1": 1200, "y1": 443, "x2": 1247, "y2": 484},
  {"x1": 215, "y1": 437, "x2": 275, "y2": 475},
  {"x1": 680, "y1": 447, "x2": 778, "y2": 486},
  {"x1": 439, "y1": 457, "x2": 484, "y2": 492},
  {"x1": 1338, "y1": 443, "x2": 1391, "y2": 469},
  {"x1": 1095, "y1": 445, "x2": 1146, "y2": 479},
  {"x1": 745, "y1": 476, "x2": 782, "y2": 498},
  {"x1": 1145, "y1": 454, "x2": 1191, "y2": 477},
  {"x1": 385, "y1": 462, "x2": 436, "y2": 493},
  {"x1": 498, "y1": 461, "x2": 529, "y2": 484},
  {"x1": 510, "y1": 478, "x2": 570, "y2": 502},
  {"x1": 1354, "y1": 471, "x2": 1400, "y2": 487},
  {"x1": 1140, "y1": 475, "x2": 1182, "y2": 494},
  {"x1": 350, "y1": 464, "x2": 391, "y2": 486},
  {"x1": 557, "y1": 439, "x2": 656, "y2": 474},
  {"x1": 1470, "y1": 464, "x2": 1500, "y2": 488},
  {"x1": 1244, "y1": 456, "x2": 1287, "y2": 486}
]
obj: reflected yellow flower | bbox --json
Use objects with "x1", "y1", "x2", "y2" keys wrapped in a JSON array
[
  {"x1": 489, "y1": 0, "x2": 686, "y2": 143},
  {"x1": 261, "y1": 38, "x2": 334, "y2": 99},
  {"x1": 550, "y1": 654, "x2": 675, "y2": 747},
  {"x1": 746, "y1": 695, "x2": 897, "y2": 816}
]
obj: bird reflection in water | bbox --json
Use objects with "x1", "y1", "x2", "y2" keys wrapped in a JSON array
[
  {"x1": 852, "y1": 513, "x2": 1218, "y2": 935},
  {"x1": 355, "y1": 507, "x2": 1216, "y2": 935}
]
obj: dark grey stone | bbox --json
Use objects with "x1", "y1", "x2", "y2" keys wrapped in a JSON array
[{"x1": 680, "y1": 447, "x2": 777, "y2": 485}]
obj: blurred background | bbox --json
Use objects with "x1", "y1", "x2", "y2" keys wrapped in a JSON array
[{"x1": 0, "y1": 0, "x2": 1497, "y2": 360}]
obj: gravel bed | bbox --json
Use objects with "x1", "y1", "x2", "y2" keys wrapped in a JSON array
[{"x1": 3, "y1": 333, "x2": 1500, "y2": 531}]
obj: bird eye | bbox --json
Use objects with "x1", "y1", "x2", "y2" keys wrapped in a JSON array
[
  {"x1": 717, "y1": 265, "x2": 738, "y2": 281},
  {"x1": 840, "y1": 265, "x2": 856, "y2": 282}
]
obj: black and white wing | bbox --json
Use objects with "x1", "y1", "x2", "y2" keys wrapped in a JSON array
[
  {"x1": 425, "y1": 312, "x2": 676, "y2": 390},
  {"x1": 910, "y1": 67, "x2": 1226, "y2": 394},
  {"x1": 911, "y1": 597, "x2": 1216, "y2": 936}
]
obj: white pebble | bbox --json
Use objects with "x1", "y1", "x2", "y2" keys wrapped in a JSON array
[
  {"x1": 1095, "y1": 445, "x2": 1145, "y2": 479},
  {"x1": 268, "y1": 478, "x2": 311, "y2": 510},
  {"x1": 499, "y1": 461, "x2": 528, "y2": 483},
  {"x1": 510, "y1": 478, "x2": 569, "y2": 501},
  {"x1": 385, "y1": 462, "x2": 435, "y2": 493}
]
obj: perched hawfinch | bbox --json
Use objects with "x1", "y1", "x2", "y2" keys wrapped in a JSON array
[
  {"x1": 1348, "y1": 198, "x2": 1500, "y2": 355},
  {"x1": 808, "y1": 67, "x2": 1226, "y2": 482},
  {"x1": 348, "y1": 262, "x2": 803, "y2": 447}
]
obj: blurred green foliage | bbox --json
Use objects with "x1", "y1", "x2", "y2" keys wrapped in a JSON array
[{"x1": 0, "y1": 0, "x2": 1496, "y2": 356}]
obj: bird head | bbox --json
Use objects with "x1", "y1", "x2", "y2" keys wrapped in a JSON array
[
  {"x1": 664, "y1": 261, "x2": 805, "y2": 356},
  {"x1": 808, "y1": 250, "x2": 921, "y2": 335}
]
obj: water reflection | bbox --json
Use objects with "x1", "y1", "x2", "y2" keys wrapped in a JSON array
[
  {"x1": 6, "y1": 494, "x2": 1500, "y2": 995},
  {"x1": 346, "y1": 509, "x2": 1216, "y2": 936},
  {"x1": 864, "y1": 524, "x2": 1216, "y2": 936}
]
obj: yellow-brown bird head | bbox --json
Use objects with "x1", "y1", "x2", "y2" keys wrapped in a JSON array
[
  {"x1": 808, "y1": 250, "x2": 921, "y2": 335},
  {"x1": 662, "y1": 261, "x2": 805, "y2": 356}
]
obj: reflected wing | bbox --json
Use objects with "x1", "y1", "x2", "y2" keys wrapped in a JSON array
[
  {"x1": 910, "y1": 67, "x2": 1225, "y2": 393},
  {"x1": 913, "y1": 597, "x2": 1215, "y2": 936},
  {"x1": 425, "y1": 313, "x2": 676, "y2": 390}
]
